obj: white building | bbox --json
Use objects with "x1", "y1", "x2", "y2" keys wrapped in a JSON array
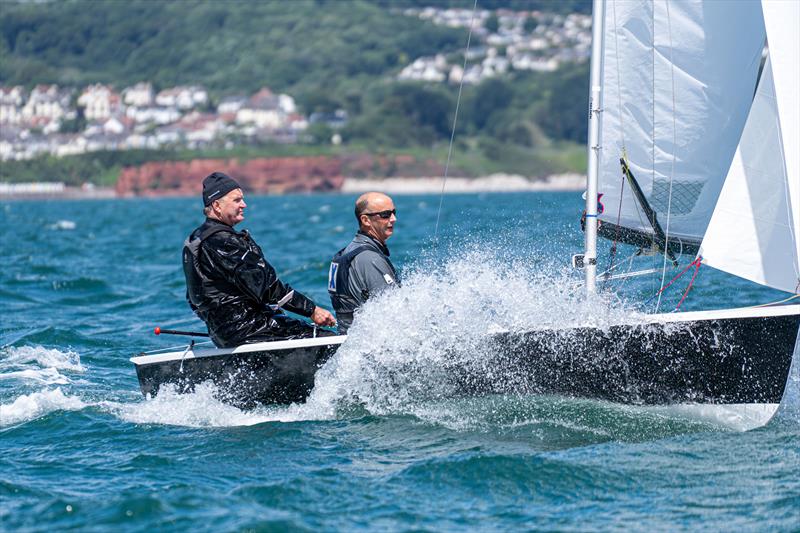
[
  {"x1": 398, "y1": 55, "x2": 448, "y2": 82},
  {"x1": 122, "y1": 82, "x2": 154, "y2": 107},
  {"x1": 125, "y1": 105, "x2": 181, "y2": 125},
  {"x1": 155, "y1": 86, "x2": 208, "y2": 110},
  {"x1": 77, "y1": 84, "x2": 121, "y2": 121},
  {"x1": 0, "y1": 86, "x2": 26, "y2": 124},
  {"x1": 23, "y1": 85, "x2": 72, "y2": 122},
  {"x1": 217, "y1": 95, "x2": 248, "y2": 114},
  {"x1": 236, "y1": 88, "x2": 284, "y2": 130}
]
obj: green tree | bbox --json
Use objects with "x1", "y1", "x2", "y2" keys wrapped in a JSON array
[
  {"x1": 523, "y1": 15, "x2": 538, "y2": 33},
  {"x1": 485, "y1": 14, "x2": 500, "y2": 33}
]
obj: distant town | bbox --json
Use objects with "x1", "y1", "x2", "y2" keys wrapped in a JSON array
[
  {"x1": 399, "y1": 8, "x2": 591, "y2": 83},
  {"x1": 0, "y1": 8, "x2": 590, "y2": 163}
]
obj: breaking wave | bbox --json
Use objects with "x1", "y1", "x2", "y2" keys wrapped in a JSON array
[
  {"x1": 0, "y1": 388, "x2": 87, "y2": 427},
  {"x1": 0, "y1": 346, "x2": 87, "y2": 426},
  {"x1": 48, "y1": 219, "x2": 76, "y2": 230},
  {"x1": 1, "y1": 345, "x2": 84, "y2": 372}
]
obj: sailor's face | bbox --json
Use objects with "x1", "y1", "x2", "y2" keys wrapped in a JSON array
[
  {"x1": 214, "y1": 188, "x2": 246, "y2": 226},
  {"x1": 362, "y1": 196, "x2": 396, "y2": 243}
]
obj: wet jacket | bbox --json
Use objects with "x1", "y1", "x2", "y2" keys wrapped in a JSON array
[
  {"x1": 328, "y1": 231, "x2": 399, "y2": 333},
  {"x1": 183, "y1": 218, "x2": 316, "y2": 347}
]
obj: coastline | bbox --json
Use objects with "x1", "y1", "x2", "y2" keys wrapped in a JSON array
[
  {"x1": 341, "y1": 173, "x2": 585, "y2": 194},
  {"x1": 0, "y1": 173, "x2": 585, "y2": 200}
]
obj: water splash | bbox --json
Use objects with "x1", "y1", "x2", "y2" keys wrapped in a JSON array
[
  {"x1": 107, "y1": 383, "x2": 283, "y2": 427},
  {"x1": 273, "y1": 249, "x2": 639, "y2": 424},
  {"x1": 0, "y1": 346, "x2": 86, "y2": 426},
  {"x1": 0, "y1": 345, "x2": 84, "y2": 372},
  {"x1": 772, "y1": 327, "x2": 800, "y2": 426},
  {"x1": 0, "y1": 367, "x2": 70, "y2": 385},
  {"x1": 0, "y1": 388, "x2": 86, "y2": 426}
]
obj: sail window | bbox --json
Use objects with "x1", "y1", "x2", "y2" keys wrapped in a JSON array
[{"x1": 650, "y1": 180, "x2": 703, "y2": 216}]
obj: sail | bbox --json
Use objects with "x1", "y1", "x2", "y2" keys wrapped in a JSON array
[
  {"x1": 699, "y1": 1, "x2": 800, "y2": 294},
  {"x1": 597, "y1": 0, "x2": 765, "y2": 251}
]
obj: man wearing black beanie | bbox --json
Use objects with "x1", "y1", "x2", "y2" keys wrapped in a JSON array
[{"x1": 183, "y1": 172, "x2": 336, "y2": 347}]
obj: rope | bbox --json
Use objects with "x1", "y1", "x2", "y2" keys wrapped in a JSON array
[
  {"x1": 142, "y1": 340, "x2": 213, "y2": 355},
  {"x1": 606, "y1": 151, "x2": 628, "y2": 289},
  {"x1": 433, "y1": 0, "x2": 478, "y2": 245},
  {"x1": 749, "y1": 294, "x2": 800, "y2": 308},
  {"x1": 674, "y1": 258, "x2": 701, "y2": 310},
  {"x1": 643, "y1": 256, "x2": 700, "y2": 306}
]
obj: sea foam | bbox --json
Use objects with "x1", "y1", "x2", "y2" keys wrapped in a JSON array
[
  {"x1": 0, "y1": 388, "x2": 86, "y2": 426},
  {"x1": 109, "y1": 383, "x2": 279, "y2": 427},
  {"x1": 48, "y1": 219, "x2": 76, "y2": 230},
  {"x1": 1, "y1": 345, "x2": 84, "y2": 372}
]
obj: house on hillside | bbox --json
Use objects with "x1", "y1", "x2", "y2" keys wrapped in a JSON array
[
  {"x1": 217, "y1": 95, "x2": 247, "y2": 115},
  {"x1": 84, "y1": 115, "x2": 134, "y2": 137},
  {"x1": 125, "y1": 105, "x2": 181, "y2": 125},
  {"x1": 122, "y1": 82, "x2": 155, "y2": 107},
  {"x1": 77, "y1": 84, "x2": 121, "y2": 121},
  {"x1": 0, "y1": 86, "x2": 26, "y2": 125},
  {"x1": 153, "y1": 123, "x2": 186, "y2": 146},
  {"x1": 236, "y1": 88, "x2": 285, "y2": 130},
  {"x1": 155, "y1": 86, "x2": 208, "y2": 110},
  {"x1": 22, "y1": 85, "x2": 73, "y2": 125},
  {"x1": 179, "y1": 111, "x2": 225, "y2": 148},
  {"x1": 398, "y1": 55, "x2": 448, "y2": 82}
]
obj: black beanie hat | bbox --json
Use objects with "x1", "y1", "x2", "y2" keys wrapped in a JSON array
[{"x1": 202, "y1": 172, "x2": 241, "y2": 206}]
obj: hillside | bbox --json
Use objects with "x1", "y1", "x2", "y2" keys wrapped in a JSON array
[{"x1": 1, "y1": 0, "x2": 591, "y2": 184}]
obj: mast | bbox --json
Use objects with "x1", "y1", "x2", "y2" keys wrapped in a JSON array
[{"x1": 584, "y1": 0, "x2": 605, "y2": 294}]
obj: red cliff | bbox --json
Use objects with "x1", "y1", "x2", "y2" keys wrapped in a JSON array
[{"x1": 115, "y1": 155, "x2": 448, "y2": 197}]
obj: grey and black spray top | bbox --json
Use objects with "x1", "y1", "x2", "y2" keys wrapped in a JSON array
[{"x1": 328, "y1": 231, "x2": 399, "y2": 333}]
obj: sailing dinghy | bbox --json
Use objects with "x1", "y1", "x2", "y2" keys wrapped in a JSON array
[
  {"x1": 571, "y1": 0, "x2": 800, "y2": 426},
  {"x1": 132, "y1": 0, "x2": 799, "y2": 426}
]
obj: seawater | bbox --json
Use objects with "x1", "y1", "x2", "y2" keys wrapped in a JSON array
[{"x1": 1, "y1": 193, "x2": 798, "y2": 531}]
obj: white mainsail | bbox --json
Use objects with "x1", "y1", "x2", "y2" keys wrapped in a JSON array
[
  {"x1": 699, "y1": 0, "x2": 800, "y2": 295},
  {"x1": 597, "y1": 0, "x2": 765, "y2": 246}
]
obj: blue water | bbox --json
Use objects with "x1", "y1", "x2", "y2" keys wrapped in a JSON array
[{"x1": 2, "y1": 192, "x2": 798, "y2": 531}]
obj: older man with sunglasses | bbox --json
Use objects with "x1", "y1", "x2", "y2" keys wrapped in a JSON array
[{"x1": 328, "y1": 192, "x2": 400, "y2": 333}]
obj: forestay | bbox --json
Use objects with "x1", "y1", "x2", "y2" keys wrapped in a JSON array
[
  {"x1": 699, "y1": 0, "x2": 800, "y2": 294},
  {"x1": 597, "y1": 0, "x2": 765, "y2": 249}
]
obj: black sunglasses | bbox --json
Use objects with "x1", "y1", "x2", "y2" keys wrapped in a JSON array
[{"x1": 363, "y1": 209, "x2": 396, "y2": 219}]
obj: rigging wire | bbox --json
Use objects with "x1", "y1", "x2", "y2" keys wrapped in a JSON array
[
  {"x1": 655, "y1": 0, "x2": 678, "y2": 313},
  {"x1": 433, "y1": 0, "x2": 478, "y2": 246},
  {"x1": 649, "y1": 2, "x2": 658, "y2": 301},
  {"x1": 605, "y1": 0, "x2": 628, "y2": 289}
]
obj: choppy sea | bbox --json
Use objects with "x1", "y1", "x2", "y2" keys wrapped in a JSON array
[{"x1": 1, "y1": 192, "x2": 798, "y2": 531}]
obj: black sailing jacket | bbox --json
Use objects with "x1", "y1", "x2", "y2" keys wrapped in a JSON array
[{"x1": 183, "y1": 218, "x2": 315, "y2": 347}]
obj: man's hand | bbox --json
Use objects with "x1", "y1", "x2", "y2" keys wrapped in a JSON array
[{"x1": 311, "y1": 306, "x2": 336, "y2": 327}]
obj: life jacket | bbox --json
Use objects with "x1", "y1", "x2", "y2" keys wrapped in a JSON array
[
  {"x1": 327, "y1": 244, "x2": 371, "y2": 318},
  {"x1": 182, "y1": 221, "x2": 236, "y2": 311}
]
